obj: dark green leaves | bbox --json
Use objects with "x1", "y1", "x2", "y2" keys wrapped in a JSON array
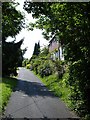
[
  {"x1": 2, "y1": 2, "x2": 24, "y2": 41},
  {"x1": 24, "y1": 2, "x2": 90, "y2": 118},
  {"x1": 33, "y1": 42, "x2": 40, "y2": 56},
  {"x1": 2, "y1": 2, "x2": 25, "y2": 76}
]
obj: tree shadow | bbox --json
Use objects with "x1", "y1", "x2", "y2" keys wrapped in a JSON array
[{"x1": 14, "y1": 78, "x2": 56, "y2": 98}]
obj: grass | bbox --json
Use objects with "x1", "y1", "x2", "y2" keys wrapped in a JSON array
[
  {"x1": 33, "y1": 71, "x2": 77, "y2": 118},
  {"x1": 33, "y1": 71, "x2": 72, "y2": 109},
  {"x1": 0, "y1": 77, "x2": 18, "y2": 116}
]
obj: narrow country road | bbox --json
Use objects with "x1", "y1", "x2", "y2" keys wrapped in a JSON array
[{"x1": 4, "y1": 68, "x2": 79, "y2": 119}]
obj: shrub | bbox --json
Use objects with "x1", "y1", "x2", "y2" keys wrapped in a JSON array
[
  {"x1": 26, "y1": 64, "x2": 31, "y2": 69},
  {"x1": 54, "y1": 60, "x2": 65, "y2": 79},
  {"x1": 68, "y1": 60, "x2": 90, "y2": 117},
  {"x1": 38, "y1": 60, "x2": 52, "y2": 77},
  {"x1": 33, "y1": 59, "x2": 41, "y2": 74}
]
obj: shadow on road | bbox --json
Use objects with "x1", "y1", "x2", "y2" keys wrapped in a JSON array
[{"x1": 14, "y1": 79, "x2": 56, "y2": 98}]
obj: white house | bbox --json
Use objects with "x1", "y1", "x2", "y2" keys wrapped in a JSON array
[{"x1": 48, "y1": 36, "x2": 64, "y2": 61}]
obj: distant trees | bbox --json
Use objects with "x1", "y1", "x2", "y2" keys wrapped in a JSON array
[
  {"x1": 2, "y1": 2, "x2": 25, "y2": 76},
  {"x1": 33, "y1": 41, "x2": 40, "y2": 56}
]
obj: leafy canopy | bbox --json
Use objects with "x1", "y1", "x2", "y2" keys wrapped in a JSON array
[
  {"x1": 2, "y1": 2, "x2": 25, "y2": 41},
  {"x1": 2, "y1": 2, "x2": 25, "y2": 76},
  {"x1": 24, "y1": 2, "x2": 90, "y2": 118}
]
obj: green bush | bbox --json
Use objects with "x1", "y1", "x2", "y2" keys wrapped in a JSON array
[
  {"x1": 36, "y1": 69, "x2": 71, "y2": 107},
  {"x1": 38, "y1": 60, "x2": 52, "y2": 77},
  {"x1": 54, "y1": 60, "x2": 65, "y2": 79},
  {"x1": 33, "y1": 59, "x2": 41, "y2": 74},
  {"x1": 68, "y1": 60, "x2": 90, "y2": 117},
  {"x1": 26, "y1": 64, "x2": 31, "y2": 69}
]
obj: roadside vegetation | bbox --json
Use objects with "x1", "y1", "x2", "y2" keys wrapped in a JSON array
[
  {"x1": 24, "y1": 43, "x2": 90, "y2": 120},
  {"x1": 1, "y1": 2, "x2": 25, "y2": 117},
  {"x1": 2, "y1": 2, "x2": 26, "y2": 77},
  {"x1": 24, "y1": 47, "x2": 75, "y2": 115},
  {"x1": 24, "y1": 2, "x2": 90, "y2": 120},
  {"x1": 36, "y1": 70, "x2": 72, "y2": 107},
  {"x1": 0, "y1": 77, "x2": 17, "y2": 116},
  {"x1": 2, "y1": 2, "x2": 90, "y2": 120}
]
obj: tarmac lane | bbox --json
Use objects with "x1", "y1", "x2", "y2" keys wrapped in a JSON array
[{"x1": 3, "y1": 67, "x2": 79, "y2": 119}]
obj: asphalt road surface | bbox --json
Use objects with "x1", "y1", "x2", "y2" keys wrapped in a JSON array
[{"x1": 4, "y1": 68, "x2": 79, "y2": 119}]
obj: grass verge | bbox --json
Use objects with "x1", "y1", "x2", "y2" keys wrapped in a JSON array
[
  {"x1": 0, "y1": 77, "x2": 18, "y2": 116},
  {"x1": 33, "y1": 71, "x2": 72, "y2": 109}
]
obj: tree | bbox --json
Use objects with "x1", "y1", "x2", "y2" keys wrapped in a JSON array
[
  {"x1": 37, "y1": 41, "x2": 40, "y2": 55},
  {"x1": 2, "y1": 39, "x2": 24, "y2": 76},
  {"x1": 2, "y1": 2, "x2": 25, "y2": 76},
  {"x1": 33, "y1": 43, "x2": 38, "y2": 56},
  {"x1": 40, "y1": 46, "x2": 49, "y2": 56},
  {"x1": 24, "y1": 2, "x2": 90, "y2": 118},
  {"x1": 2, "y1": 2, "x2": 24, "y2": 41},
  {"x1": 33, "y1": 42, "x2": 40, "y2": 56}
]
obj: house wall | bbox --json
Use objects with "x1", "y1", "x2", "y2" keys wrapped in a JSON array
[
  {"x1": 59, "y1": 46, "x2": 64, "y2": 60},
  {"x1": 49, "y1": 39, "x2": 59, "y2": 53},
  {"x1": 49, "y1": 38, "x2": 64, "y2": 61}
]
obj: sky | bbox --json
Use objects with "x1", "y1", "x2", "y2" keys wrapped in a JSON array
[{"x1": 6, "y1": 0, "x2": 49, "y2": 59}]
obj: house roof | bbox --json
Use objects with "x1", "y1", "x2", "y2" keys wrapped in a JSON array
[{"x1": 49, "y1": 36, "x2": 56, "y2": 43}]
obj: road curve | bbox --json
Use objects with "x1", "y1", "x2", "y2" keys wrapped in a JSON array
[{"x1": 4, "y1": 68, "x2": 79, "y2": 119}]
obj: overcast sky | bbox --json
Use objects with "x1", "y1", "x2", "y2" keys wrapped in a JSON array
[{"x1": 7, "y1": 0, "x2": 49, "y2": 59}]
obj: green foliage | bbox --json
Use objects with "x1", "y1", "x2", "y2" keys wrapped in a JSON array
[
  {"x1": 24, "y1": 2, "x2": 90, "y2": 118},
  {"x1": 2, "y1": 39, "x2": 24, "y2": 76},
  {"x1": 22, "y1": 60, "x2": 26, "y2": 67},
  {"x1": 38, "y1": 60, "x2": 52, "y2": 77},
  {"x1": 32, "y1": 58, "x2": 41, "y2": 74},
  {"x1": 30, "y1": 49, "x2": 65, "y2": 79},
  {"x1": 40, "y1": 47, "x2": 49, "y2": 56},
  {"x1": 54, "y1": 60, "x2": 65, "y2": 79},
  {"x1": 37, "y1": 42, "x2": 40, "y2": 55},
  {"x1": 26, "y1": 64, "x2": 31, "y2": 69},
  {"x1": 35, "y1": 68, "x2": 71, "y2": 108},
  {"x1": 30, "y1": 46, "x2": 50, "y2": 75},
  {"x1": 22, "y1": 58, "x2": 30, "y2": 67},
  {"x1": 2, "y1": 2, "x2": 24, "y2": 41},
  {"x1": 33, "y1": 42, "x2": 40, "y2": 56},
  {"x1": 2, "y1": 2, "x2": 25, "y2": 76},
  {"x1": 68, "y1": 60, "x2": 90, "y2": 117},
  {"x1": 0, "y1": 77, "x2": 17, "y2": 114}
]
